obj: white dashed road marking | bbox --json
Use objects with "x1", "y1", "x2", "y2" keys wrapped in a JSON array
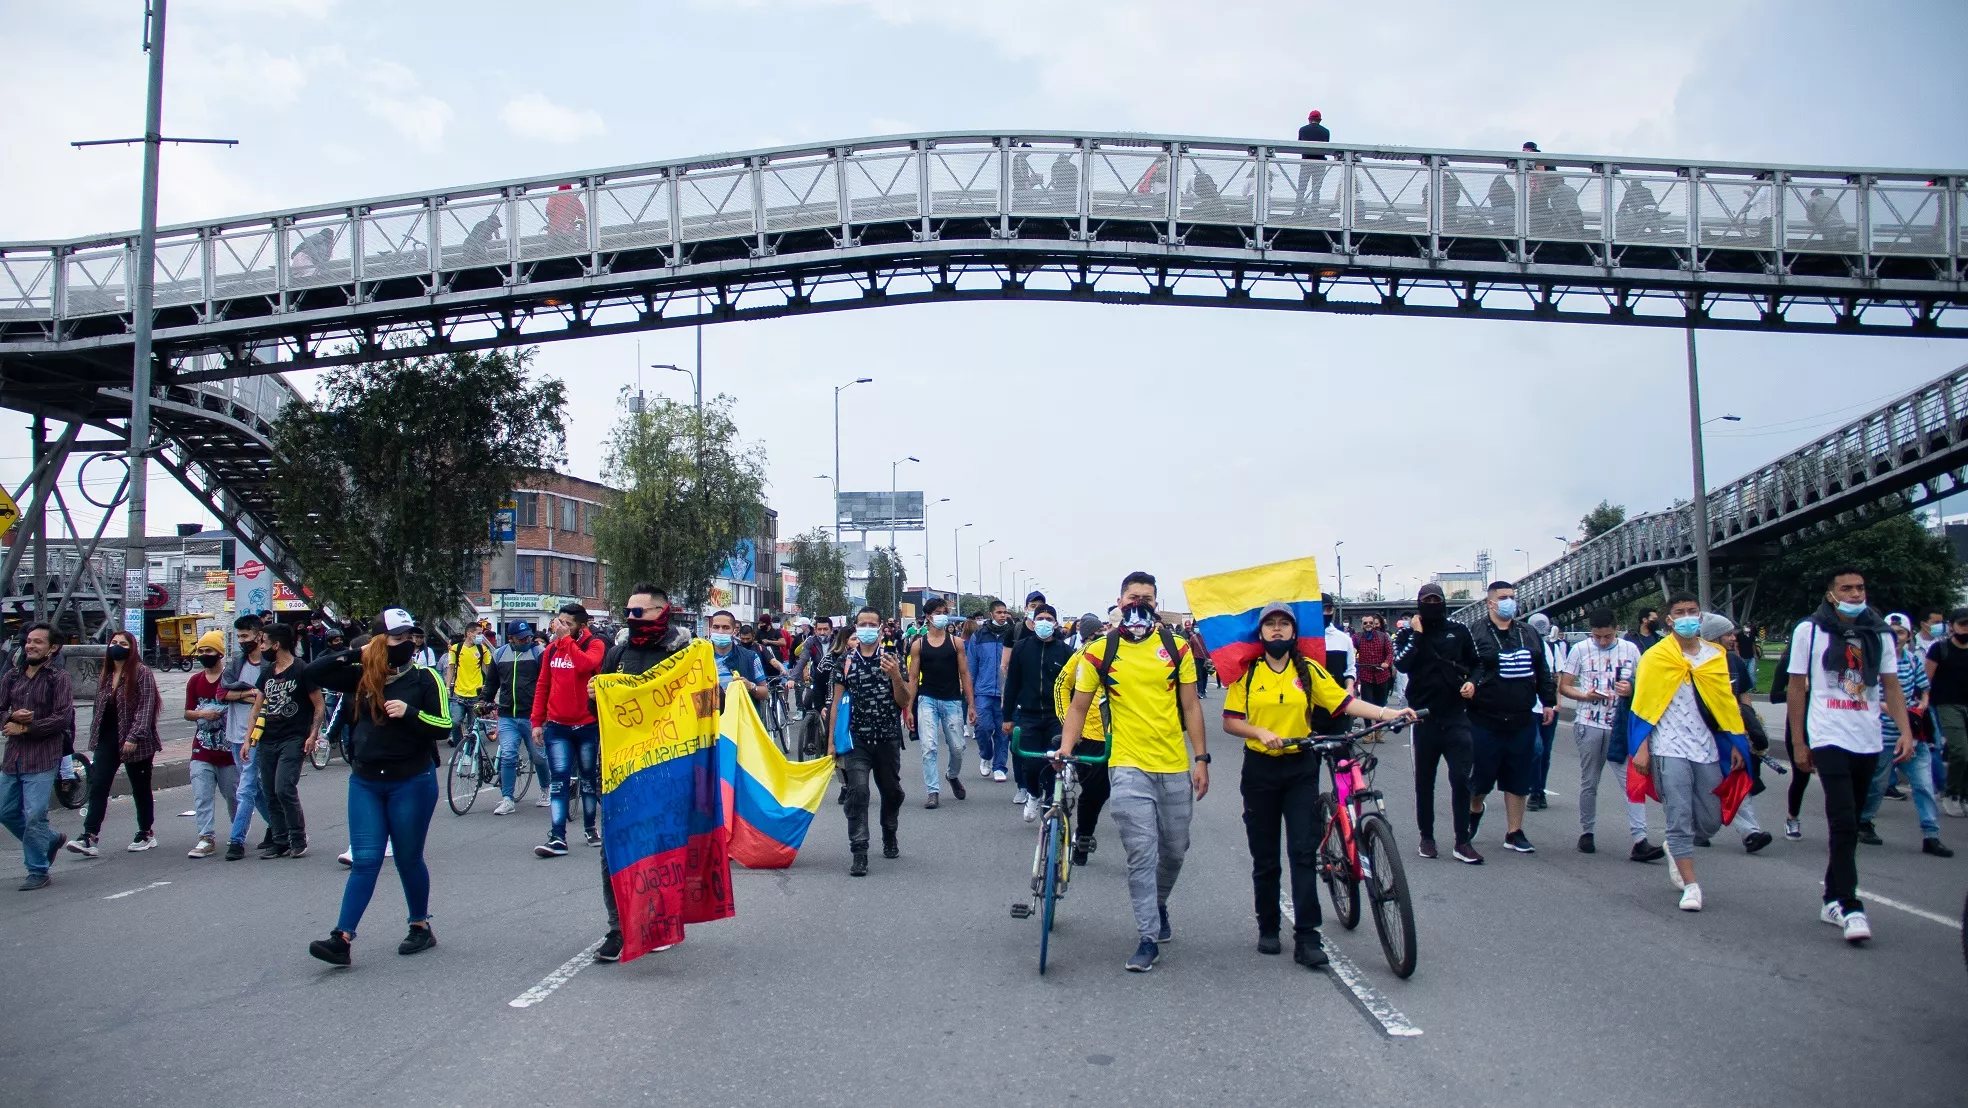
[
  {"x1": 103, "y1": 881, "x2": 171, "y2": 901},
  {"x1": 1858, "y1": 888, "x2": 1962, "y2": 930},
  {"x1": 1281, "y1": 897, "x2": 1422, "y2": 1038},
  {"x1": 509, "y1": 939, "x2": 605, "y2": 1008}
]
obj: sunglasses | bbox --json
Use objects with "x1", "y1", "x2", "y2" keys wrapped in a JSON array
[{"x1": 624, "y1": 606, "x2": 664, "y2": 618}]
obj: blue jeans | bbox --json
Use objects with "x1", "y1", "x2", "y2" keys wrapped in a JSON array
[
  {"x1": 335, "y1": 767, "x2": 437, "y2": 939},
  {"x1": 0, "y1": 770, "x2": 57, "y2": 876},
  {"x1": 189, "y1": 759, "x2": 239, "y2": 839},
  {"x1": 1532, "y1": 715, "x2": 1559, "y2": 797},
  {"x1": 497, "y1": 716, "x2": 548, "y2": 799},
  {"x1": 544, "y1": 721, "x2": 599, "y2": 842},
  {"x1": 917, "y1": 696, "x2": 967, "y2": 792},
  {"x1": 228, "y1": 741, "x2": 275, "y2": 845},
  {"x1": 1863, "y1": 741, "x2": 1941, "y2": 837},
  {"x1": 973, "y1": 694, "x2": 1006, "y2": 771}
]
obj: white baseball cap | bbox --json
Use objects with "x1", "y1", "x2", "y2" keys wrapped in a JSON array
[{"x1": 380, "y1": 608, "x2": 415, "y2": 634}]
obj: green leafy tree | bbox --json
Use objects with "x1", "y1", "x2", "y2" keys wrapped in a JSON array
[
  {"x1": 865, "y1": 545, "x2": 906, "y2": 619},
  {"x1": 1753, "y1": 515, "x2": 1958, "y2": 628},
  {"x1": 786, "y1": 529, "x2": 849, "y2": 621},
  {"x1": 1581, "y1": 500, "x2": 1627, "y2": 540},
  {"x1": 959, "y1": 594, "x2": 1004, "y2": 618},
  {"x1": 270, "y1": 348, "x2": 566, "y2": 621},
  {"x1": 591, "y1": 396, "x2": 767, "y2": 610}
]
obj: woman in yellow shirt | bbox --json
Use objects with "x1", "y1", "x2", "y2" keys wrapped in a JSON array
[{"x1": 1223, "y1": 602, "x2": 1415, "y2": 968}]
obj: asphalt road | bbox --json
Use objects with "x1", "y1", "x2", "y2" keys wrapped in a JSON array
[{"x1": 3, "y1": 707, "x2": 1962, "y2": 1108}]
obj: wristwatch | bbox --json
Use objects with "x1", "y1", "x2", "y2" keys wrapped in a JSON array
[{"x1": 1193, "y1": 752, "x2": 1212, "y2": 765}]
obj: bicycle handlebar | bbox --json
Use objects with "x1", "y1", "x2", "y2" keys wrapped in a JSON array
[
  {"x1": 1011, "y1": 725, "x2": 1112, "y2": 765},
  {"x1": 1279, "y1": 708, "x2": 1428, "y2": 754}
]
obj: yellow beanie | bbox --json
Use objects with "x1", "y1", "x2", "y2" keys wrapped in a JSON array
[{"x1": 194, "y1": 630, "x2": 228, "y2": 655}]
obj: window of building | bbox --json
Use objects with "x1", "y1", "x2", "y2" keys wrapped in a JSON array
[
  {"x1": 518, "y1": 556, "x2": 537, "y2": 594},
  {"x1": 517, "y1": 492, "x2": 538, "y2": 528},
  {"x1": 561, "y1": 498, "x2": 579, "y2": 532},
  {"x1": 584, "y1": 505, "x2": 597, "y2": 535}
]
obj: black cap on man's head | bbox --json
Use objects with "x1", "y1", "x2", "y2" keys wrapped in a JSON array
[{"x1": 1418, "y1": 583, "x2": 1446, "y2": 602}]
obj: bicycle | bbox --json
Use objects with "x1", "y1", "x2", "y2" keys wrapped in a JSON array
[
  {"x1": 1007, "y1": 726, "x2": 1110, "y2": 975},
  {"x1": 762, "y1": 677, "x2": 789, "y2": 753},
  {"x1": 448, "y1": 705, "x2": 533, "y2": 814},
  {"x1": 1284, "y1": 709, "x2": 1426, "y2": 979}
]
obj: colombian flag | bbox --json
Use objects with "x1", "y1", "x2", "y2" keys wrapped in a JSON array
[
  {"x1": 718, "y1": 688, "x2": 834, "y2": 869},
  {"x1": 1184, "y1": 557, "x2": 1326, "y2": 684},
  {"x1": 595, "y1": 640, "x2": 735, "y2": 962},
  {"x1": 1626, "y1": 636, "x2": 1754, "y2": 823}
]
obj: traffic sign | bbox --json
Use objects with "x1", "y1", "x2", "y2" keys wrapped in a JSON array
[{"x1": 0, "y1": 486, "x2": 17, "y2": 540}]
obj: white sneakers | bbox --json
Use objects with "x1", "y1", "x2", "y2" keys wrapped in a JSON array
[
  {"x1": 127, "y1": 834, "x2": 157, "y2": 852},
  {"x1": 993, "y1": 769, "x2": 1008, "y2": 783},
  {"x1": 66, "y1": 835, "x2": 100, "y2": 858},
  {"x1": 1842, "y1": 911, "x2": 1872, "y2": 944},
  {"x1": 979, "y1": 762, "x2": 992, "y2": 779},
  {"x1": 1022, "y1": 796, "x2": 1043, "y2": 823},
  {"x1": 1670, "y1": 864, "x2": 1686, "y2": 891},
  {"x1": 536, "y1": 796, "x2": 551, "y2": 808},
  {"x1": 1819, "y1": 900, "x2": 1845, "y2": 927},
  {"x1": 187, "y1": 838, "x2": 216, "y2": 859},
  {"x1": 1944, "y1": 797, "x2": 1968, "y2": 819},
  {"x1": 1012, "y1": 788, "x2": 1030, "y2": 805},
  {"x1": 492, "y1": 797, "x2": 517, "y2": 815},
  {"x1": 1678, "y1": 884, "x2": 1703, "y2": 912}
]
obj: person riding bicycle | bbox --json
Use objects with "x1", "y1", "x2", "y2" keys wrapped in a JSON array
[
  {"x1": 490, "y1": 621, "x2": 548, "y2": 815},
  {"x1": 1222, "y1": 602, "x2": 1416, "y2": 969},
  {"x1": 1003, "y1": 602, "x2": 1075, "y2": 822},
  {"x1": 446, "y1": 625, "x2": 491, "y2": 748},
  {"x1": 739, "y1": 623, "x2": 789, "y2": 726}
]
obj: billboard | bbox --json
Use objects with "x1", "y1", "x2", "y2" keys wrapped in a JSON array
[
  {"x1": 836, "y1": 491, "x2": 925, "y2": 530},
  {"x1": 722, "y1": 538, "x2": 757, "y2": 584}
]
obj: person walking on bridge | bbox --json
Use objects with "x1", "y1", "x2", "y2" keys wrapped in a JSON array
[{"x1": 1294, "y1": 110, "x2": 1331, "y2": 214}]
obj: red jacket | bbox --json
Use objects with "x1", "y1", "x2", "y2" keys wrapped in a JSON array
[{"x1": 530, "y1": 630, "x2": 607, "y2": 728}]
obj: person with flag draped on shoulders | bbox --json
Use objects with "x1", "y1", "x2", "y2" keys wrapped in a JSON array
[{"x1": 1627, "y1": 592, "x2": 1753, "y2": 914}]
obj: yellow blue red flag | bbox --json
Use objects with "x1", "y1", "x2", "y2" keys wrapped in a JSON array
[
  {"x1": 718, "y1": 687, "x2": 834, "y2": 868},
  {"x1": 1184, "y1": 557, "x2": 1327, "y2": 683},
  {"x1": 594, "y1": 640, "x2": 734, "y2": 962}
]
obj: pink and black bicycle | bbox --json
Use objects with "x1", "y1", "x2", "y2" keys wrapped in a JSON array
[{"x1": 1283, "y1": 709, "x2": 1427, "y2": 979}]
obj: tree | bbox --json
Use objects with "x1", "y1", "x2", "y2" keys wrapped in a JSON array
[
  {"x1": 865, "y1": 545, "x2": 906, "y2": 619},
  {"x1": 270, "y1": 348, "x2": 566, "y2": 622},
  {"x1": 786, "y1": 528, "x2": 848, "y2": 621},
  {"x1": 959, "y1": 593, "x2": 1004, "y2": 618},
  {"x1": 1580, "y1": 500, "x2": 1627, "y2": 540},
  {"x1": 1752, "y1": 515, "x2": 1958, "y2": 627},
  {"x1": 591, "y1": 395, "x2": 767, "y2": 610}
]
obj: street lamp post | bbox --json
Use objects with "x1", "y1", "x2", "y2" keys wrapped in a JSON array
[
  {"x1": 650, "y1": 363, "x2": 699, "y2": 413},
  {"x1": 954, "y1": 523, "x2": 972, "y2": 601},
  {"x1": 924, "y1": 497, "x2": 949, "y2": 600},
  {"x1": 887, "y1": 456, "x2": 919, "y2": 618},
  {"x1": 1332, "y1": 541, "x2": 1345, "y2": 601},
  {"x1": 1000, "y1": 557, "x2": 1014, "y2": 604},
  {"x1": 977, "y1": 539, "x2": 995, "y2": 599},
  {"x1": 832, "y1": 378, "x2": 873, "y2": 541},
  {"x1": 1513, "y1": 548, "x2": 1531, "y2": 575}
]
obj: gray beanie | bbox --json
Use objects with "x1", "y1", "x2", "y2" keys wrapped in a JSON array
[{"x1": 1699, "y1": 612, "x2": 1735, "y2": 642}]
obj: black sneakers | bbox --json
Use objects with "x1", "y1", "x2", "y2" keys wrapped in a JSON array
[
  {"x1": 596, "y1": 931, "x2": 624, "y2": 962},
  {"x1": 1744, "y1": 831, "x2": 1773, "y2": 854},
  {"x1": 224, "y1": 840, "x2": 246, "y2": 861},
  {"x1": 1466, "y1": 807, "x2": 1485, "y2": 841},
  {"x1": 1630, "y1": 840, "x2": 1667, "y2": 863},
  {"x1": 1257, "y1": 930, "x2": 1282, "y2": 955},
  {"x1": 949, "y1": 777, "x2": 967, "y2": 801},
  {"x1": 1577, "y1": 832, "x2": 1596, "y2": 854},
  {"x1": 1924, "y1": 837, "x2": 1956, "y2": 858},
  {"x1": 534, "y1": 839, "x2": 569, "y2": 857},
  {"x1": 259, "y1": 843, "x2": 292, "y2": 860},
  {"x1": 1452, "y1": 841, "x2": 1484, "y2": 865},
  {"x1": 882, "y1": 834, "x2": 899, "y2": 860},
  {"x1": 309, "y1": 932, "x2": 352, "y2": 967},
  {"x1": 1293, "y1": 934, "x2": 1330, "y2": 969},
  {"x1": 398, "y1": 924, "x2": 437, "y2": 956},
  {"x1": 1857, "y1": 822, "x2": 1883, "y2": 846},
  {"x1": 850, "y1": 850, "x2": 869, "y2": 877},
  {"x1": 1503, "y1": 830, "x2": 1536, "y2": 854}
]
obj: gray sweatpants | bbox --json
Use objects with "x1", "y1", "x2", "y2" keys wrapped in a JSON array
[
  {"x1": 1656, "y1": 755, "x2": 1723, "y2": 860},
  {"x1": 1107, "y1": 767, "x2": 1194, "y2": 942},
  {"x1": 1574, "y1": 724, "x2": 1650, "y2": 842}
]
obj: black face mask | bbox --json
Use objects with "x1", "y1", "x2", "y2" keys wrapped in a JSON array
[
  {"x1": 1419, "y1": 600, "x2": 1446, "y2": 621},
  {"x1": 197, "y1": 653, "x2": 221, "y2": 668},
  {"x1": 1262, "y1": 639, "x2": 1294, "y2": 660},
  {"x1": 387, "y1": 640, "x2": 417, "y2": 666},
  {"x1": 106, "y1": 644, "x2": 130, "y2": 662}
]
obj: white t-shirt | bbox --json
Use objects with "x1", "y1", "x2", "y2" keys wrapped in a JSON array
[
  {"x1": 1649, "y1": 641, "x2": 1720, "y2": 763},
  {"x1": 1564, "y1": 637, "x2": 1641, "y2": 731},
  {"x1": 1325, "y1": 627, "x2": 1357, "y2": 681},
  {"x1": 1786, "y1": 619, "x2": 1896, "y2": 755},
  {"x1": 1534, "y1": 637, "x2": 1569, "y2": 713}
]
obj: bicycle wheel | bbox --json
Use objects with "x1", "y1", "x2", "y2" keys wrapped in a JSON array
[
  {"x1": 1359, "y1": 813, "x2": 1418, "y2": 978},
  {"x1": 308, "y1": 737, "x2": 330, "y2": 770},
  {"x1": 56, "y1": 753, "x2": 90, "y2": 811},
  {"x1": 512, "y1": 737, "x2": 535, "y2": 803},
  {"x1": 1039, "y1": 815, "x2": 1064, "y2": 975},
  {"x1": 446, "y1": 737, "x2": 480, "y2": 815},
  {"x1": 1317, "y1": 793, "x2": 1361, "y2": 930}
]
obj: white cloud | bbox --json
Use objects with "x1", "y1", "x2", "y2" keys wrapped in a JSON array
[
  {"x1": 357, "y1": 60, "x2": 453, "y2": 151},
  {"x1": 501, "y1": 93, "x2": 607, "y2": 143}
]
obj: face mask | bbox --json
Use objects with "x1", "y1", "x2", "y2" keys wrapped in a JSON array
[
  {"x1": 1396, "y1": 621, "x2": 1409, "y2": 631},
  {"x1": 1034, "y1": 620, "x2": 1055, "y2": 639},
  {"x1": 856, "y1": 626, "x2": 880, "y2": 645},
  {"x1": 1672, "y1": 616, "x2": 1702, "y2": 638},
  {"x1": 1495, "y1": 598, "x2": 1518, "y2": 620},
  {"x1": 1932, "y1": 624, "x2": 1946, "y2": 638},
  {"x1": 1420, "y1": 600, "x2": 1444, "y2": 617},
  {"x1": 1262, "y1": 639, "x2": 1293, "y2": 659},
  {"x1": 709, "y1": 633, "x2": 733, "y2": 649},
  {"x1": 106, "y1": 644, "x2": 130, "y2": 662},
  {"x1": 1119, "y1": 602, "x2": 1156, "y2": 642},
  {"x1": 931, "y1": 614, "x2": 949, "y2": 629},
  {"x1": 197, "y1": 653, "x2": 221, "y2": 668},
  {"x1": 992, "y1": 615, "x2": 1008, "y2": 626},
  {"x1": 387, "y1": 640, "x2": 417, "y2": 666},
  {"x1": 1835, "y1": 600, "x2": 1866, "y2": 617}
]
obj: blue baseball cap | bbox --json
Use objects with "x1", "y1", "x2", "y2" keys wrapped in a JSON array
[{"x1": 506, "y1": 620, "x2": 535, "y2": 639}]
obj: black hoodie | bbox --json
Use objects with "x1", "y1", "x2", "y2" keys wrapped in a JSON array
[{"x1": 1393, "y1": 615, "x2": 1477, "y2": 716}]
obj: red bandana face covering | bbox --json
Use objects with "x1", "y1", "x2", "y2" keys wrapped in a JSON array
[{"x1": 627, "y1": 606, "x2": 671, "y2": 646}]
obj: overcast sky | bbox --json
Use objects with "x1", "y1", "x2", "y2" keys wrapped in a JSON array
[{"x1": 5, "y1": 0, "x2": 1966, "y2": 617}]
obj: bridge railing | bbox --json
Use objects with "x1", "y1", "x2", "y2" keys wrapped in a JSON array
[
  {"x1": 1509, "y1": 364, "x2": 1968, "y2": 613},
  {"x1": 2, "y1": 131, "x2": 1960, "y2": 329}
]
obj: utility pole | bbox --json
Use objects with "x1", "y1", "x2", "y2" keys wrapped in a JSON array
[
  {"x1": 72, "y1": 0, "x2": 235, "y2": 640},
  {"x1": 1686, "y1": 328, "x2": 1713, "y2": 612}
]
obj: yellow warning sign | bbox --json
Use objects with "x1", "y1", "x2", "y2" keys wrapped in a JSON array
[{"x1": 0, "y1": 486, "x2": 17, "y2": 540}]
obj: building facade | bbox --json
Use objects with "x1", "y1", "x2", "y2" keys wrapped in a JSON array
[{"x1": 467, "y1": 470, "x2": 613, "y2": 628}]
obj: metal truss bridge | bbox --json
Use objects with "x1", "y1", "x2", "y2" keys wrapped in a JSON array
[
  {"x1": 1452, "y1": 362, "x2": 1968, "y2": 626},
  {"x1": 1, "y1": 130, "x2": 1964, "y2": 599}
]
